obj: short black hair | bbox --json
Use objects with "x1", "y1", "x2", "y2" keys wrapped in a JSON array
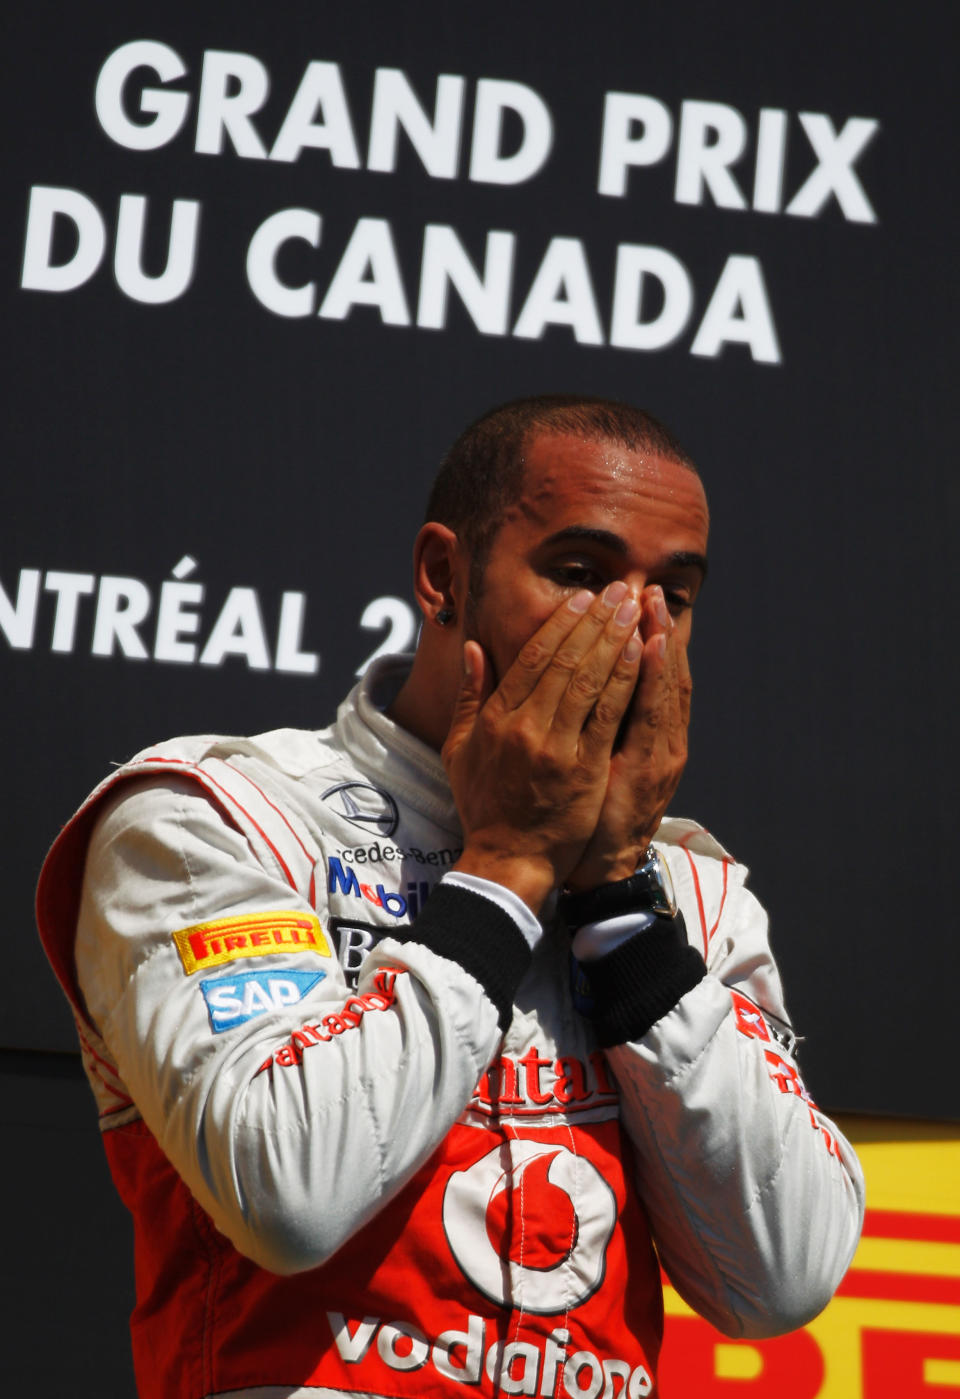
[{"x1": 426, "y1": 394, "x2": 698, "y2": 573}]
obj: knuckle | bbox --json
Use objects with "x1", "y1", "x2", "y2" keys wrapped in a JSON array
[
  {"x1": 508, "y1": 716, "x2": 538, "y2": 751},
  {"x1": 591, "y1": 695, "x2": 622, "y2": 727},
  {"x1": 538, "y1": 738, "x2": 565, "y2": 773},
  {"x1": 516, "y1": 637, "x2": 549, "y2": 673},
  {"x1": 567, "y1": 667, "x2": 602, "y2": 700},
  {"x1": 549, "y1": 646, "x2": 580, "y2": 676},
  {"x1": 477, "y1": 707, "x2": 500, "y2": 739}
]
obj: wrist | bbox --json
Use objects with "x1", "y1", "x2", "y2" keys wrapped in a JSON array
[
  {"x1": 560, "y1": 845, "x2": 677, "y2": 930},
  {"x1": 453, "y1": 845, "x2": 556, "y2": 916},
  {"x1": 563, "y1": 842, "x2": 651, "y2": 895}
]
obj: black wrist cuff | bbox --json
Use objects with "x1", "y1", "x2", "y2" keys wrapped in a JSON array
[
  {"x1": 560, "y1": 852, "x2": 675, "y2": 928},
  {"x1": 404, "y1": 883, "x2": 532, "y2": 1031},
  {"x1": 580, "y1": 912, "x2": 706, "y2": 1046}
]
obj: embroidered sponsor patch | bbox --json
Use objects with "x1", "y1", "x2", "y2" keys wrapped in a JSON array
[
  {"x1": 730, "y1": 990, "x2": 771, "y2": 1041},
  {"x1": 172, "y1": 910, "x2": 331, "y2": 975},
  {"x1": 320, "y1": 781, "x2": 400, "y2": 838},
  {"x1": 200, "y1": 967, "x2": 327, "y2": 1034},
  {"x1": 328, "y1": 916, "x2": 392, "y2": 988},
  {"x1": 569, "y1": 952, "x2": 595, "y2": 1017},
  {"x1": 254, "y1": 967, "x2": 402, "y2": 1073}
]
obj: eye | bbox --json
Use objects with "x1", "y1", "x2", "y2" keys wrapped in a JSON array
[
  {"x1": 663, "y1": 588, "x2": 693, "y2": 614},
  {"x1": 660, "y1": 576, "x2": 703, "y2": 615},
  {"x1": 550, "y1": 562, "x2": 605, "y2": 591}
]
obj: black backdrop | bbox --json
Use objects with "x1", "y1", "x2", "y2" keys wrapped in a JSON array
[{"x1": 4, "y1": 1, "x2": 957, "y2": 1135}]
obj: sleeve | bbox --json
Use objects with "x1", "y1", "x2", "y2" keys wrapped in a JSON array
[
  {"x1": 578, "y1": 845, "x2": 865, "y2": 1339},
  {"x1": 74, "y1": 775, "x2": 539, "y2": 1276}
]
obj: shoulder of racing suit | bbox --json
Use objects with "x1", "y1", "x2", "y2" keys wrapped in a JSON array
[{"x1": 37, "y1": 726, "x2": 546, "y2": 1275}]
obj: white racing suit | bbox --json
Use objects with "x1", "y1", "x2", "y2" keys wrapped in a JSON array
[{"x1": 37, "y1": 657, "x2": 864, "y2": 1399}]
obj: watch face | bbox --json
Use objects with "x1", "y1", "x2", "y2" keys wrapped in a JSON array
[
  {"x1": 656, "y1": 851, "x2": 678, "y2": 917},
  {"x1": 646, "y1": 848, "x2": 678, "y2": 918}
]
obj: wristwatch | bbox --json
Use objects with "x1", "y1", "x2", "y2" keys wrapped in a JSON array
[{"x1": 560, "y1": 845, "x2": 678, "y2": 931}]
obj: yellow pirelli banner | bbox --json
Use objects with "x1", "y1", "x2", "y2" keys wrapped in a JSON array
[{"x1": 659, "y1": 1116, "x2": 960, "y2": 1396}]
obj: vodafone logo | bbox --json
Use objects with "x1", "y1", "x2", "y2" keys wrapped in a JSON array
[{"x1": 442, "y1": 1140, "x2": 616, "y2": 1314}]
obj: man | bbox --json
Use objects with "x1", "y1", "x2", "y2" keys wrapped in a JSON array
[{"x1": 38, "y1": 395, "x2": 864, "y2": 1399}]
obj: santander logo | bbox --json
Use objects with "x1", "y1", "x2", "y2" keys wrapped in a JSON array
[{"x1": 442, "y1": 1140, "x2": 616, "y2": 1314}]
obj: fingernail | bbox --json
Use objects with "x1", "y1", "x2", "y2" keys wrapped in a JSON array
[
  {"x1": 603, "y1": 580, "x2": 628, "y2": 607},
  {"x1": 623, "y1": 634, "x2": 643, "y2": 662},
  {"x1": 568, "y1": 589, "x2": 593, "y2": 613},
  {"x1": 615, "y1": 597, "x2": 639, "y2": 627},
  {"x1": 652, "y1": 588, "x2": 669, "y2": 627}
]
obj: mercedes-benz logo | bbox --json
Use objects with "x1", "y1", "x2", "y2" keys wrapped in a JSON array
[{"x1": 320, "y1": 781, "x2": 400, "y2": 838}]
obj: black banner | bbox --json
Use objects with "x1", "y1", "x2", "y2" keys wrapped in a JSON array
[{"x1": 4, "y1": 0, "x2": 956, "y2": 1119}]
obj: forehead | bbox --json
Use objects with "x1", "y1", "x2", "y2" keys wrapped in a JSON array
[{"x1": 504, "y1": 431, "x2": 709, "y2": 549}]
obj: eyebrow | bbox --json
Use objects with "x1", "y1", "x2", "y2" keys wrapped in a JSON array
[{"x1": 540, "y1": 526, "x2": 709, "y2": 580}]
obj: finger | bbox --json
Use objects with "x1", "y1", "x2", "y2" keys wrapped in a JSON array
[
  {"x1": 636, "y1": 630, "x2": 669, "y2": 723},
  {"x1": 546, "y1": 592, "x2": 644, "y2": 736},
  {"x1": 532, "y1": 585, "x2": 642, "y2": 728},
  {"x1": 606, "y1": 630, "x2": 667, "y2": 766},
  {"x1": 492, "y1": 586, "x2": 599, "y2": 713},
  {"x1": 619, "y1": 626, "x2": 689, "y2": 764},
  {"x1": 577, "y1": 628, "x2": 644, "y2": 764},
  {"x1": 658, "y1": 624, "x2": 688, "y2": 724},
  {"x1": 640, "y1": 584, "x2": 671, "y2": 643},
  {"x1": 496, "y1": 582, "x2": 634, "y2": 715}
]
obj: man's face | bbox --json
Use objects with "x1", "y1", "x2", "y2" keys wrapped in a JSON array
[{"x1": 466, "y1": 431, "x2": 710, "y2": 684}]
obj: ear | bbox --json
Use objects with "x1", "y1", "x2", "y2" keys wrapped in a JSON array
[{"x1": 411, "y1": 522, "x2": 467, "y2": 627}]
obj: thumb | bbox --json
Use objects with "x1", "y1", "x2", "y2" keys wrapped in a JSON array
[{"x1": 443, "y1": 642, "x2": 492, "y2": 756}]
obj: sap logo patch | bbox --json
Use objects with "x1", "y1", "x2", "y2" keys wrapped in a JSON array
[
  {"x1": 172, "y1": 910, "x2": 331, "y2": 975},
  {"x1": 200, "y1": 968, "x2": 326, "y2": 1034}
]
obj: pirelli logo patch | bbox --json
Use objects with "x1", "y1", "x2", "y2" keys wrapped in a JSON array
[{"x1": 172, "y1": 911, "x2": 331, "y2": 975}]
